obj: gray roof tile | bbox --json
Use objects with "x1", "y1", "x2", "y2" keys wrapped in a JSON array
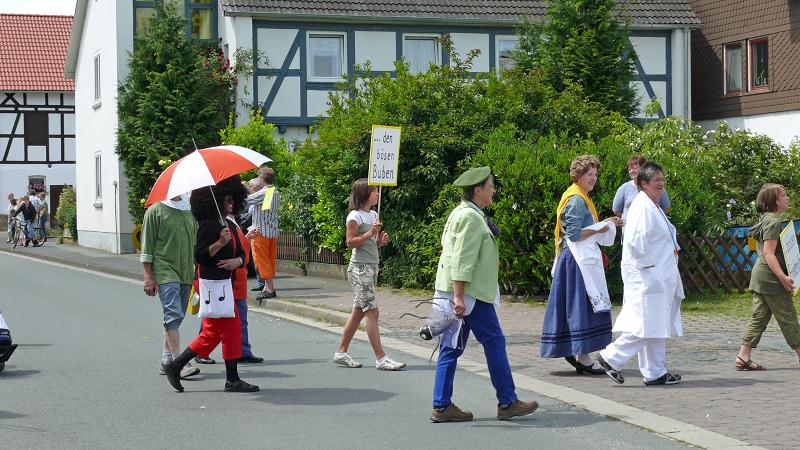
[{"x1": 220, "y1": 0, "x2": 701, "y2": 26}]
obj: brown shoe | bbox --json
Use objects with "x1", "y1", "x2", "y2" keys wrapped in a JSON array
[
  {"x1": 430, "y1": 404, "x2": 474, "y2": 423},
  {"x1": 497, "y1": 400, "x2": 539, "y2": 420}
]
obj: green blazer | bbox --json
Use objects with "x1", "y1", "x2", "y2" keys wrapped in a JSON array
[{"x1": 435, "y1": 201, "x2": 499, "y2": 303}]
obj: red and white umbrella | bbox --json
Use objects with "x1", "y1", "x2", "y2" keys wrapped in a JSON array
[{"x1": 145, "y1": 145, "x2": 271, "y2": 207}]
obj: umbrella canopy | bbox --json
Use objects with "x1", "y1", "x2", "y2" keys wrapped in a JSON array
[{"x1": 145, "y1": 145, "x2": 271, "y2": 207}]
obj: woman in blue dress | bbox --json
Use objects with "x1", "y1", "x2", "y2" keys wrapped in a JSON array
[{"x1": 541, "y1": 155, "x2": 622, "y2": 373}]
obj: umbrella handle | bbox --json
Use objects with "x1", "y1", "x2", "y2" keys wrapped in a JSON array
[{"x1": 208, "y1": 186, "x2": 226, "y2": 226}]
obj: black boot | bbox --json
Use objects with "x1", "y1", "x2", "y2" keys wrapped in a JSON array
[
  {"x1": 165, "y1": 348, "x2": 197, "y2": 392},
  {"x1": 223, "y1": 359, "x2": 259, "y2": 392}
]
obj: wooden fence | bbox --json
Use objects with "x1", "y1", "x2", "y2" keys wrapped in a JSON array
[
  {"x1": 277, "y1": 232, "x2": 345, "y2": 265},
  {"x1": 676, "y1": 233, "x2": 757, "y2": 295}
]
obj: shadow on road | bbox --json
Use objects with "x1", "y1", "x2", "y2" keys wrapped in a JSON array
[
  {"x1": 253, "y1": 387, "x2": 396, "y2": 405},
  {"x1": 0, "y1": 368, "x2": 41, "y2": 378},
  {"x1": 0, "y1": 410, "x2": 27, "y2": 419}
]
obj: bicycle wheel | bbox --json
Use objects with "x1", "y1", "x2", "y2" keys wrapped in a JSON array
[
  {"x1": 11, "y1": 226, "x2": 21, "y2": 249},
  {"x1": 35, "y1": 226, "x2": 47, "y2": 244}
]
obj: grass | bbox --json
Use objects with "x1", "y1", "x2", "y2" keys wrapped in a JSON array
[{"x1": 680, "y1": 291, "x2": 754, "y2": 318}]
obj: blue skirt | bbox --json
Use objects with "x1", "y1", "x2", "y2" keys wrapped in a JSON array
[{"x1": 540, "y1": 246, "x2": 612, "y2": 358}]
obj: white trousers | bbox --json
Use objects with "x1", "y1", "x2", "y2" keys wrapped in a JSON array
[{"x1": 599, "y1": 333, "x2": 667, "y2": 382}]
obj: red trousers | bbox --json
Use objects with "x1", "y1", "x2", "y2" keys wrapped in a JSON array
[{"x1": 189, "y1": 303, "x2": 243, "y2": 360}]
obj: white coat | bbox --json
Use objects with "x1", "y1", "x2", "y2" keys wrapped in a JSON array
[{"x1": 613, "y1": 191, "x2": 684, "y2": 338}]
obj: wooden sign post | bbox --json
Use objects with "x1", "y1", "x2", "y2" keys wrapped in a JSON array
[{"x1": 367, "y1": 125, "x2": 401, "y2": 218}]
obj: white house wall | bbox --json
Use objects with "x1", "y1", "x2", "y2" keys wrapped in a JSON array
[
  {"x1": 698, "y1": 110, "x2": 800, "y2": 148},
  {"x1": 220, "y1": 14, "x2": 253, "y2": 125},
  {"x1": 449, "y1": 33, "x2": 490, "y2": 72},
  {"x1": 355, "y1": 31, "x2": 396, "y2": 71},
  {"x1": 73, "y1": 0, "x2": 134, "y2": 253}
]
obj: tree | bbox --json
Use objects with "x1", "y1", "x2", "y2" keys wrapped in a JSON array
[
  {"x1": 513, "y1": 0, "x2": 638, "y2": 117},
  {"x1": 117, "y1": 0, "x2": 235, "y2": 223}
]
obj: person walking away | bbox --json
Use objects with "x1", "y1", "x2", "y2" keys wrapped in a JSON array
[
  {"x1": 333, "y1": 178, "x2": 405, "y2": 371},
  {"x1": 245, "y1": 177, "x2": 266, "y2": 292},
  {"x1": 735, "y1": 183, "x2": 800, "y2": 370},
  {"x1": 246, "y1": 167, "x2": 280, "y2": 302},
  {"x1": 37, "y1": 192, "x2": 48, "y2": 235},
  {"x1": 597, "y1": 162, "x2": 684, "y2": 386},
  {"x1": 430, "y1": 167, "x2": 539, "y2": 423},
  {"x1": 6, "y1": 193, "x2": 15, "y2": 243},
  {"x1": 140, "y1": 194, "x2": 200, "y2": 379},
  {"x1": 164, "y1": 182, "x2": 259, "y2": 393},
  {"x1": 541, "y1": 155, "x2": 621, "y2": 373}
]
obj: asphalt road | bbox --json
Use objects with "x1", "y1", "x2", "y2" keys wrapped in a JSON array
[{"x1": 0, "y1": 253, "x2": 690, "y2": 449}]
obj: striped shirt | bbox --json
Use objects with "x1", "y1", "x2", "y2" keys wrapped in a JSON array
[{"x1": 245, "y1": 185, "x2": 280, "y2": 238}]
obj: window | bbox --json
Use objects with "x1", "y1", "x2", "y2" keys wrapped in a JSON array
[
  {"x1": 497, "y1": 37, "x2": 520, "y2": 73},
  {"x1": 749, "y1": 37, "x2": 768, "y2": 91},
  {"x1": 723, "y1": 43, "x2": 742, "y2": 94},
  {"x1": 24, "y1": 112, "x2": 49, "y2": 146},
  {"x1": 134, "y1": 5, "x2": 155, "y2": 37},
  {"x1": 93, "y1": 54, "x2": 101, "y2": 102},
  {"x1": 187, "y1": 0, "x2": 217, "y2": 41},
  {"x1": 308, "y1": 33, "x2": 345, "y2": 80},
  {"x1": 403, "y1": 35, "x2": 439, "y2": 74},
  {"x1": 94, "y1": 154, "x2": 102, "y2": 203}
]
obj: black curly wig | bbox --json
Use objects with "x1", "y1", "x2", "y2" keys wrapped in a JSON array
[{"x1": 190, "y1": 175, "x2": 248, "y2": 221}]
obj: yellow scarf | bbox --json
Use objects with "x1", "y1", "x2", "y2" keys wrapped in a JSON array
[{"x1": 554, "y1": 184, "x2": 598, "y2": 256}]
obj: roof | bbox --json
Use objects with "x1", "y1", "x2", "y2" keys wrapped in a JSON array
[
  {"x1": 220, "y1": 0, "x2": 701, "y2": 27},
  {"x1": 0, "y1": 14, "x2": 74, "y2": 91}
]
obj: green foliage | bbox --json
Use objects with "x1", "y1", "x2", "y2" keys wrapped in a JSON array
[
  {"x1": 706, "y1": 123, "x2": 800, "y2": 226},
  {"x1": 117, "y1": 0, "x2": 235, "y2": 223},
  {"x1": 514, "y1": 0, "x2": 638, "y2": 117},
  {"x1": 55, "y1": 186, "x2": 77, "y2": 239},
  {"x1": 219, "y1": 111, "x2": 290, "y2": 186}
]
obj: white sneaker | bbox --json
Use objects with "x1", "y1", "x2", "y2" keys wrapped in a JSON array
[
  {"x1": 376, "y1": 356, "x2": 406, "y2": 371},
  {"x1": 159, "y1": 355, "x2": 172, "y2": 375},
  {"x1": 181, "y1": 361, "x2": 200, "y2": 378},
  {"x1": 334, "y1": 352, "x2": 362, "y2": 368}
]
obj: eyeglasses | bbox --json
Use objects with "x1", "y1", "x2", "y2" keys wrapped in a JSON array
[{"x1": 224, "y1": 198, "x2": 233, "y2": 203}]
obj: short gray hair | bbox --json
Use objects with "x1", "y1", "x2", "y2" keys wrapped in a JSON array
[{"x1": 635, "y1": 161, "x2": 664, "y2": 189}]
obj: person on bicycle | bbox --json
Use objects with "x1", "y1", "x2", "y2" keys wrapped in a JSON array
[{"x1": 12, "y1": 195, "x2": 37, "y2": 246}]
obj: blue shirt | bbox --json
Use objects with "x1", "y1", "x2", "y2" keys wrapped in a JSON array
[
  {"x1": 613, "y1": 181, "x2": 670, "y2": 221},
  {"x1": 561, "y1": 196, "x2": 596, "y2": 242}
]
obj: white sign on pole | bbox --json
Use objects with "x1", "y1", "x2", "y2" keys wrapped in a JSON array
[
  {"x1": 368, "y1": 125, "x2": 401, "y2": 187},
  {"x1": 779, "y1": 221, "x2": 800, "y2": 295}
]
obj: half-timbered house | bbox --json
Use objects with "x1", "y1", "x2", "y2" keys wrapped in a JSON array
[
  {"x1": 689, "y1": 0, "x2": 800, "y2": 146},
  {"x1": 66, "y1": 0, "x2": 699, "y2": 253},
  {"x1": 1, "y1": 14, "x2": 75, "y2": 231}
]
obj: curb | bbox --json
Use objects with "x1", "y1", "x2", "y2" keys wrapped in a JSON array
[{"x1": 0, "y1": 246, "x2": 141, "y2": 280}]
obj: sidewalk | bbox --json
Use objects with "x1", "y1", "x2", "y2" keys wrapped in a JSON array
[{"x1": 2, "y1": 243, "x2": 795, "y2": 449}]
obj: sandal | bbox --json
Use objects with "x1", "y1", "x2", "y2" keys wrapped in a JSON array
[
  {"x1": 735, "y1": 356, "x2": 766, "y2": 371},
  {"x1": 644, "y1": 372, "x2": 681, "y2": 385},
  {"x1": 596, "y1": 354, "x2": 624, "y2": 384}
]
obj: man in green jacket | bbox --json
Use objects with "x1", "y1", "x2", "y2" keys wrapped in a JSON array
[
  {"x1": 140, "y1": 195, "x2": 199, "y2": 379},
  {"x1": 431, "y1": 167, "x2": 540, "y2": 423}
]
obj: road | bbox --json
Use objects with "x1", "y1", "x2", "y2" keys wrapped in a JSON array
[{"x1": 0, "y1": 253, "x2": 690, "y2": 449}]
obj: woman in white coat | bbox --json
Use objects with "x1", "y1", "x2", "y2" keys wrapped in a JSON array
[{"x1": 596, "y1": 161, "x2": 684, "y2": 385}]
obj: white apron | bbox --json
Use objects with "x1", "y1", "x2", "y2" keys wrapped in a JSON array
[
  {"x1": 613, "y1": 191, "x2": 684, "y2": 338},
  {"x1": 565, "y1": 221, "x2": 616, "y2": 313}
]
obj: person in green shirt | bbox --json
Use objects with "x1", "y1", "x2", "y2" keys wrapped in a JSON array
[
  {"x1": 140, "y1": 195, "x2": 199, "y2": 379},
  {"x1": 430, "y1": 167, "x2": 539, "y2": 423},
  {"x1": 737, "y1": 183, "x2": 800, "y2": 370}
]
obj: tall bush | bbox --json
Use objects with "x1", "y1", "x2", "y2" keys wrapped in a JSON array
[
  {"x1": 117, "y1": 0, "x2": 235, "y2": 223},
  {"x1": 514, "y1": 0, "x2": 638, "y2": 117},
  {"x1": 55, "y1": 186, "x2": 77, "y2": 240},
  {"x1": 218, "y1": 111, "x2": 291, "y2": 186}
]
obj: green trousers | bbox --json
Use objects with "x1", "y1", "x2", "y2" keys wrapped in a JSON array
[{"x1": 741, "y1": 291, "x2": 800, "y2": 349}]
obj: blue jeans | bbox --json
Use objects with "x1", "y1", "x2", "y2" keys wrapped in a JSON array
[
  {"x1": 158, "y1": 283, "x2": 191, "y2": 331},
  {"x1": 23, "y1": 221, "x2": 34, "y2": 240},
  {"x1": 433, "y1": 300, "x2": 518, "y2": 408},
  {"x1": 235, "y1": 299, "x2": 252, "y2": 357},
  {"x1": 39, "y1": 214, "x2": 48, "y2": 233}
]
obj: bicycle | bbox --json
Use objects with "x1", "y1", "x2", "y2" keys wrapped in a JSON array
[
  {"x1": 33, "y1": 221, "x2": 47, "y2": 244},
  {"x1": 11, "y1": 218, "x2": 40, "y2": 248}
]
